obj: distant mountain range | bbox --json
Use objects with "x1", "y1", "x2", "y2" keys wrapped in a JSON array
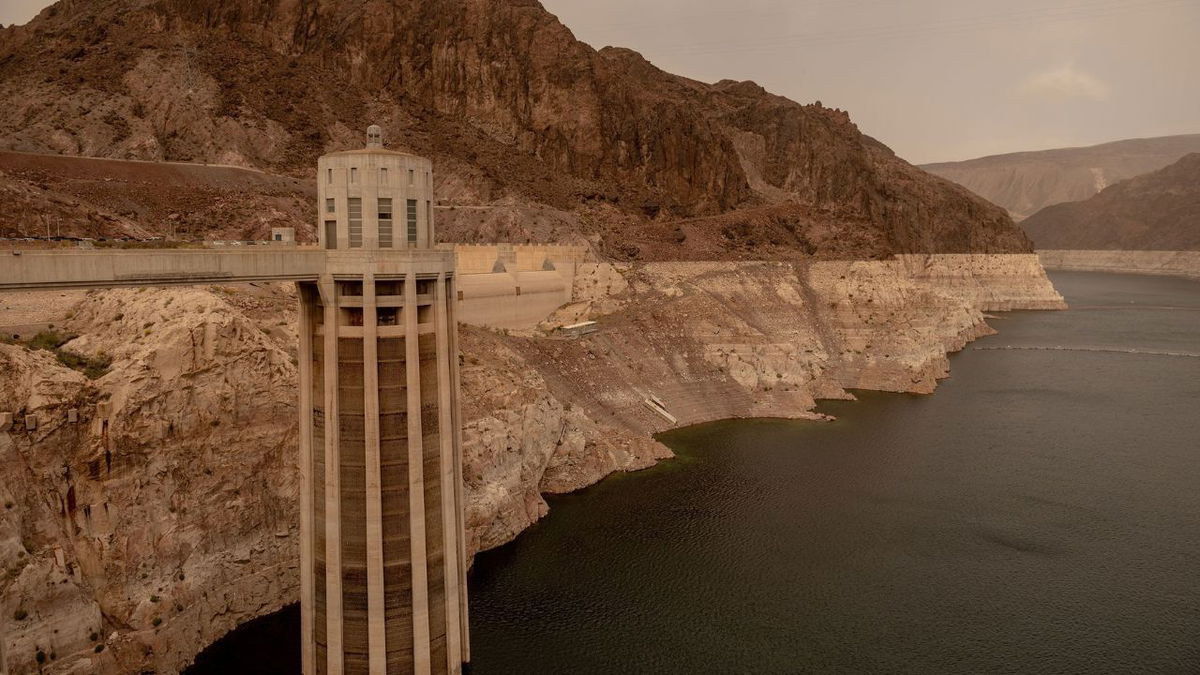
[
  {"x1": 922, "y1": 135, "x2": 1200, "y2": 220},
  {"x1": 1022, "y1": 153, "x2": 1200, "y2": 251}
]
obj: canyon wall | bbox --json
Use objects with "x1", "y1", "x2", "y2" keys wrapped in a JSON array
[
  {"x1": 1038, "y1": 250, "x2": 1200, "y2": 280},
  {"x1": 0, "y1": 254, "x2": 1062, "y2": 674}
]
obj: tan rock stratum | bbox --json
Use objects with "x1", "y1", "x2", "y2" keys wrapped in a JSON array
[{"x1": 0, "y1": 254, "x2": 1062, "y2": 674}]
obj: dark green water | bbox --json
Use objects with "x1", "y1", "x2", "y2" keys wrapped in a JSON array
[{"x1": 191, "y1": 271, "x2": 1200, "y2": 674}]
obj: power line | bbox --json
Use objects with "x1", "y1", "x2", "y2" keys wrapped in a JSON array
[
  {"x1": 580, "y1": 0, "x2": 889, "y2": 35},
  {"x1": 657, "y1": 0, "x2": 1188, "y2": 56},
  {"x1": 612, "y1": 0, "x2": 1191, "y2": 58}
]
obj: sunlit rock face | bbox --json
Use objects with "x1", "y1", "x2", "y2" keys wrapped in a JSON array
[{"x1": 0, "y1": 287, "x2": 300, "y2": 674}]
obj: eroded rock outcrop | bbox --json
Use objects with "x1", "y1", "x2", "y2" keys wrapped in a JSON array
[
  {"x1": 457, "y1": 327, "x2": 669, "y2": 554},
  {"x1": 0, "y1": 287, "x2": 299, "y2": 674},
  {"x1": 528, "y1": 254, "x2": 1064, "y2": 440},
  {"x1": 0, "y1": 284, "x2": 670, "y2": 674}
]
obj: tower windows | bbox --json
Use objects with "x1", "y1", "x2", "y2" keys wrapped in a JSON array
[
  {"x1": 350, "y1": 167, "x2": 358, "y2": 183},
  {"x1": 327, "y1": 168, "x2": 333, "y2": 184},
  {"x1": 378, "y1": 198, "x2": 393, "y2": 248},
  {"x1": 326, "y1": 198, "x2": 335, "y2": 214},
  {"x1": 408, "y1": 169, "x2": 414, "y2": 186},
  {"x1": 324, "y1": 220, "x2": 337, "y2": 249},
  {"x1": 348, "y1": 198, "x2": 363, "y2": 248},
  {"x1": 426, "y1": 201, "x2": 432, "y2": 241},
  {"x1": 407, "y1": 199, "x2": 418, "y2": 245},
  {"x1": 380, "y1": 167, "x2": 388, "y2": 184}
]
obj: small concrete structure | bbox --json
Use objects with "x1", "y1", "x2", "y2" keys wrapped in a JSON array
[
  {"x1": 643, "y1": 397, "x2": 677, "y2": 425},
  {"x1": 0, "y1": 412, "x2": 12, "y2": 432},
  {"x1": 560, "y1": 321, "x2": 598, "y2": 338},
  {"x1": 271, "y1": 227, "x2": 297, "y2": 245},
  {"x1": 24, "y1": 414, "x2": 37, "y2": 431}
]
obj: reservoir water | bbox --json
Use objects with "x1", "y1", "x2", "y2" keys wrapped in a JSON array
[{"x1": 190, "y1": 271, "x2": 1200, "y2": 674}]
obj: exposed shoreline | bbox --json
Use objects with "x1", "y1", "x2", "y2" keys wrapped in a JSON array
[
  {"x1": 0, "y1": 253, "x2": 1064, "y2": 674},
  {"x1": 1038, "y1": 250, "x2": 1200, "y2": 280}
]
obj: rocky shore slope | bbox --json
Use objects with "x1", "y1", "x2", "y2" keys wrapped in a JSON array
[{"x1": 0, "y1": 255, "x2": 1062, "y2": 674}]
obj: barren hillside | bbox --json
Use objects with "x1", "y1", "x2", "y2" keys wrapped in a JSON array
[
  {"x1": 0, "y1": 151, "x2": 315, "y2": 241},
  {"x1": 1023, "y1": 153, "x2": 1200, "y2": 250},
  {"x1": 0, "y1": 0, "x2": 1029, "y2": 259},
  {"x1": 922, "y1": 134, "x2": 1200, "y2": 221}
]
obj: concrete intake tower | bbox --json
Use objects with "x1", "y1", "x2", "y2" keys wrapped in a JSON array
[
  {"x1": 0, "y1": 126, "x2": 472, "y2": 674},
  {"x1": 300, "y1": 126, "x2": 469, "y2": 674}
]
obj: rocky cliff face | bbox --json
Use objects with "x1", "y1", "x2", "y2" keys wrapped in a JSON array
[
  {"x1": 0, "y1": 287, "x2": 300, "y2": 674},
  {"x1": 1022, "y1": 153, "x2": 1200, "y2": 251},
  {"x1": 0, "y1": 257, "x2": 1063, "y2": 673},
  {"x1": 0, "y1": 283, "x2": 669, "y2": 674},
  {"x1": 922, "y1": 135, "x2": 1200, "y2": 221},
  {"x1": 524, "y1": 255, "x2": 1063, "y2": 438},
  {"x1": 0, "y1": 0, "x2": 1029, "y2": 258}
]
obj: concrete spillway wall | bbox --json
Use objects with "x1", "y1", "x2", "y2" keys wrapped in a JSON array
[
  {"x1": 1038, "y1": 250, "x2": 1200, "y2": 280},
  {"x1": 446, "y1": 244, "x2": 585, "y2": 330},
  {"x1": 456, "y1": 268, "x2": 574, "y2": 331},
  {"x1": 435, "y1": 244, "x2": 588, "y2": 275}
]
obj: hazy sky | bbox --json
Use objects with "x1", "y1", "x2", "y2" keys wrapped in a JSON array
[{"x1": 4, "y1": 0, "x2": 1198, "y2": 163}]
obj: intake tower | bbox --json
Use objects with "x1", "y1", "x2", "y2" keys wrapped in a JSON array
[{"x1": 300, "y1": 125, "x2": 469, "y2": 674}]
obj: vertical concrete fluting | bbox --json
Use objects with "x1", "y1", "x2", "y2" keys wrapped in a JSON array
[{"x1": 297, "y1": 128, "x2": 468, "y2": 674}]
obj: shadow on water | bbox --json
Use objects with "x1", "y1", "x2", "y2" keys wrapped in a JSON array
[
  {"x1": 190, "y1": 271, "x2": 1200, "y2": 674},
  {"x1": 186, "y1": 605, "x2": 299, "y2": 674}
]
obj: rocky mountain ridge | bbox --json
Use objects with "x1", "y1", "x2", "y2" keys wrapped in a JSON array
[
  {"x1": 1022, "y1": 153, "x2": 1200, "y2": 251},
  {"x1": 0, "y1": 0, "x2": 1030, "y2": 259}
]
